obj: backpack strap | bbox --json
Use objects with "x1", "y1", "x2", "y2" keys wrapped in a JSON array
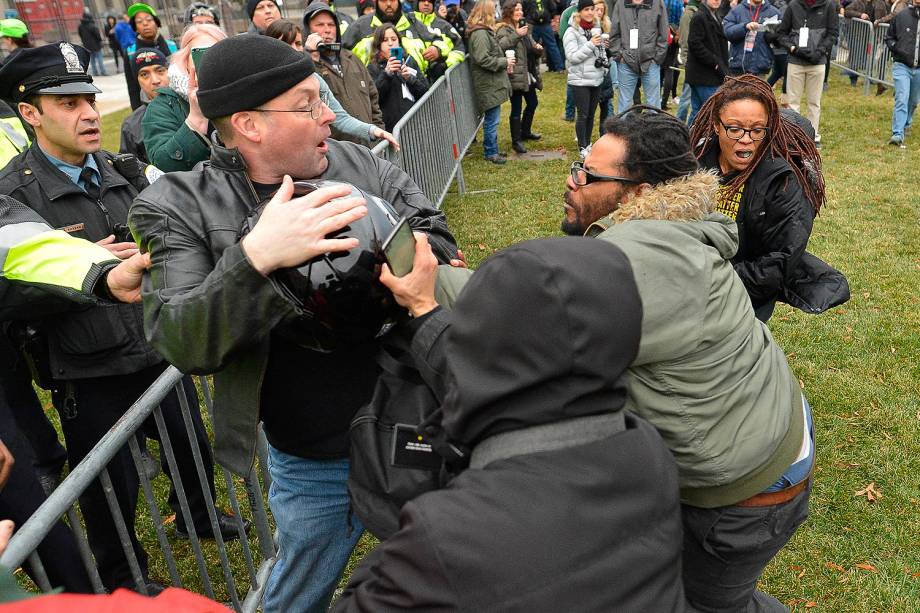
[{"x1": 469, "y1": 412, "x2": 626, "y2": 470}]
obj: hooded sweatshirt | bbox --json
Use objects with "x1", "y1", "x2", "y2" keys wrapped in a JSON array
[{"x1": 334, "y1": 238, "x2": 686, "y2": 612}]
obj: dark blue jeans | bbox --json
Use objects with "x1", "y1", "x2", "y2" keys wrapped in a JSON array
[
  {"x1": 689, "y1": 84, "x2": 719, "y2": 125},
  {"x1": 532, "y1": 23, "x2": 564, "y2": 71}
]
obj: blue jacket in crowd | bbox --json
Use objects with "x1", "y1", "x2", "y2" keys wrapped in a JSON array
[
  {"x1": 113, "y1": 21, "x2": 136, "y2": 50},
  {"x1": 723, "y1": 0, "x2": 781, "y2": 75}
]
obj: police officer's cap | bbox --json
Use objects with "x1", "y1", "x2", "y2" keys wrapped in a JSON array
[{"x1": 0, "y1": 42, "x2": 101, "y2": 103}]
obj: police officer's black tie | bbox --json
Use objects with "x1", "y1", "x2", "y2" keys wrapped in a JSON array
[{"x1": 79, "y1": 167, "x2": 100, "y2": 201}]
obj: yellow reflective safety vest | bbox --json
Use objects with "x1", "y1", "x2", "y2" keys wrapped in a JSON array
[
  {"x1": 343, "y1": 13, "x2": 433, "y2": 74},
  {"x1": 0, "y1": 116, "x2": 30, "y2": 171}
]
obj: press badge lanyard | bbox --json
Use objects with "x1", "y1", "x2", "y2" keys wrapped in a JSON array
[{"x1": 744, "y1": 3, "x2": 762, "y2": 52}]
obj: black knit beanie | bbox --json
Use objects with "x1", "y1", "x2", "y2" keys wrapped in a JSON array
[
  {"x1": 197, "y1": 35, "x2": 316, "y2": 119},
  {"x1": 246, "y1": 0, "x2": 280, "y2": 19},
  {"x1": 577, "y1": 0, "x2": 594, "y2": 10}
]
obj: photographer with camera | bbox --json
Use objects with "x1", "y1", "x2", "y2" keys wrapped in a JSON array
[
  {"x1": 564, "y1": 0, "x2": 607, "y2": 157},
  {"x1": 497, "y1": 0, "x2": 544, "y2": 153},
  {"x1": 368, "y1": 23, "x2": 431, "y2": 131},
  {"x1": 304, "y1": 2, "x2": 387, "y2": 145}
]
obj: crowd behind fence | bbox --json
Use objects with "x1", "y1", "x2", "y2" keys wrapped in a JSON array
[
  {"x1": 831, "y1": 16, "x2": 894, "y2": 94},
  {"x1": 372, "y1": 59, "x2": 482, "y2": 208}
]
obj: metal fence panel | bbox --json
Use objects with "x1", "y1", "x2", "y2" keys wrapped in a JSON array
[
  {"x1": 831, "y1": 17, "x2": 895, "y2": 92},
  {"x1": 0, "y1": 368, "x2": 278, "y2": 611},
  {"x1": 371, "y1": 60, "x2": 483, "y2": 209}
]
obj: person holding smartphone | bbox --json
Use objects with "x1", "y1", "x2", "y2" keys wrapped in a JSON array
[
  {"x1": 142, "y1": 23, "x2": 227, "y2": 172},
  {"x1": 496, "y1": 0, "x2": 544, "y2": 153},
  {"x1": 368, "y1": 23, "x2": 431, "y2": 131}
]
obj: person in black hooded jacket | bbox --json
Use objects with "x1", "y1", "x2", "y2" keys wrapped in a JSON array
[{"x1": 334, "y1": 236, "x2": 686, "y2": 612}]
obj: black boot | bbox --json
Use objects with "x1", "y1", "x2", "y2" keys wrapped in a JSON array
[
  {"x1": 510, "y1": 117, "x2": 527, "y2": 153},
  {"x1": 521, "y1": 108, "x2": 541, "y2": 140}
]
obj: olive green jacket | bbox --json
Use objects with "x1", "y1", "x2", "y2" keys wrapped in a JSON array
[
  {"x1": 467, "y1": 25, "x2": 512, "y2": 113},
  {"x1": 587, "y1": 171, "x2": 803, "y2": 508}
]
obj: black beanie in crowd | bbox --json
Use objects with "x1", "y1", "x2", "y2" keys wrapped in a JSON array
[
  {"x1": 197, "y1": 35, "x2": 316, "y2": 119},
  {"x1": 246, "y1": 0, "x2": 280, "y2": 19},
  {"x1": 577, "y1": 0, "x2": 594, "y2": 9}
]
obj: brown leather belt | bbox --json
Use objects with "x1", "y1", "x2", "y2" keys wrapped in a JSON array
[{"x1": 736, "y1": 477, "x2": 811, "y2": 508}]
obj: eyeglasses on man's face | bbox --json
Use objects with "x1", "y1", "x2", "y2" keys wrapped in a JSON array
[
  {"x1": 570, "y1": 161, "x2": 641, "y2": 187},
  {"x1": 254, "y1": 90, "x2": 330, "y2": 120}
]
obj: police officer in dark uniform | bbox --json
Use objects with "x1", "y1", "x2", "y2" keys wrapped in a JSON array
[{"x1": 0, "y1": 42, "x2": 247, "y2": 594}]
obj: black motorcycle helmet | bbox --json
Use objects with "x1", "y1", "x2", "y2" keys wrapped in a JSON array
[{"x1": 243, "y1": 179, "x2": 404, "y2": 352}]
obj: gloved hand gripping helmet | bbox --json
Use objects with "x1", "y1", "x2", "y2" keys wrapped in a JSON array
[{"x1": 243, "y1": 180, "x2": 404, "y2": 352}]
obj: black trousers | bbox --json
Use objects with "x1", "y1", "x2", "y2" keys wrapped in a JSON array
[
  {"x1": 681, "y1": 483, "x2": 811, "y2": 612},
  {"x1": 52, "y1": 364, "x2": 215, "y2": 590},
  {"x1": 571, "y1": 84, "x2": 600, "y2": 150},
  {"x1": 0, "y1": 399, "x2": 93, "y2": 593},
  {"x1": 0, "y1": 339, "x2": 66, "y2": 475}
]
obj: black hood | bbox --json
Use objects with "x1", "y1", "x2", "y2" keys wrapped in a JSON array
[
  {"x1": 303, "y1": 0, "x2": 342, "y2": 43},
  {"x1": 442, "y1": 237, "x2": 643, "y2": 448}
]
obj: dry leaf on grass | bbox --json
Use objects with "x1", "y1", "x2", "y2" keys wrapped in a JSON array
[
  {"x1": 825, "y1": 562, "x2": 846, "y2": 572},
  {"x1": 854, "y1": 482, "x2": 882, "y2": 502},
  {"x1": 804, "y1": 602, "x2": 818, "y2": 609},
  {"x1": 854, "y1": 562, "x2": 878, "y2": 572},
  {"x1": 162, "y1": 513, "x2": 176, "y2": 526}
]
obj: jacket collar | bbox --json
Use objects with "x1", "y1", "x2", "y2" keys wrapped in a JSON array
[
  {"x1": 24, "y1": 145, "x2": 130, "y2": 201},
  {"x1": 209, "y1": 143, "x2": 250, "y2": 172},
  {"x1": 586, "y1": 170, "x2": 720, "y2": 234}
]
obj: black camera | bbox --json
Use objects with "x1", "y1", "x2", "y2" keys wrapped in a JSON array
[
  {"x1": 317, "y1": 42, "x2": 342, "y2": 53},
  {"x1": 112, "y1": 223, "x2": 133, "y2": 243},
  {"x1": 594, "y1": 57, "x2": 610, "y2": 69}
]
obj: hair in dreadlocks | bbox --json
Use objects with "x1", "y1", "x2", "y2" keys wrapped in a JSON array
[
  {"x1": 689, "y1": 75, "x2": 825, "y2": 214},
  {"x1": 601, "y1": 105, "x2": 700, "y2": 186}
]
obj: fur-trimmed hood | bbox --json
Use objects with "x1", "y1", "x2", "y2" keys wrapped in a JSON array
[{"x1": 587, "y1": 170, "x2": 739, "y2": 260}]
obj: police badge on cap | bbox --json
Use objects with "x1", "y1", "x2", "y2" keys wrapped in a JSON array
[{"x1": 0, "y1": 41, "x2": 102, "y2": 103}]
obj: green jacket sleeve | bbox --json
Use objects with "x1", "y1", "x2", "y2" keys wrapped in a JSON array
[
  {"x1": 142, "y1": 92, "x2": 212, "y2": 173},
  {"x1": 0, "y1": 196, "x2": 119, "y2": 318}
]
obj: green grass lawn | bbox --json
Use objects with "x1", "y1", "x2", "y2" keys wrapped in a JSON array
[{"x1": 86, "y1": 70, "x2": 920, "y2": 611}]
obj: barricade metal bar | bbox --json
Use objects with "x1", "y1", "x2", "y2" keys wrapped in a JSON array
[
  {"x1": 255, "y1": 425, "x2": 272, "y2": 494},
  {"x1": 128, "y1": 436, "x2": 183, "y2": 587},
  {"x1": 175, "y1": 385, "x2": 243, "y2": 612},
  {"x1": 26, "y1": 551, "x2": 52, "y2": 592},
  {"x1": 245, "y1": 468, "x2": 276, "y2": 561},
  {"x1": 98, "y1": 466, "x2": 149, "y2": 595},
  {"x1": 151, "y1": 404, "x2": 216, "y2": 600},
  {"x1": 241, "y1": 555, "x2": 277, "y2": 613},
  {"x1": 198, "y1": 377, "x2": 260, "y2": 590},
  {"x1": 64, "y1": 506, "x2": 106, "y2": 593},
  {"x1": 0, "y1": 368, "x2": 184, "y2": 570}
]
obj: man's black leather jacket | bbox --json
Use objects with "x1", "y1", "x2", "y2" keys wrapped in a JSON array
[{"x1": 128, "y1": 139, "x2": 457, "y2": 475}]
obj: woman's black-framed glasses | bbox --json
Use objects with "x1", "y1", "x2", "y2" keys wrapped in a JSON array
[
  {"x1": 719, "y1": 121, "x2": 769, "y2": 141},
  {"x1": 570, "y1": 161, "x2": 641, "y2": 187},
  {"x1": 254, "y1": 90, "x2": 330, "y2": 120}
]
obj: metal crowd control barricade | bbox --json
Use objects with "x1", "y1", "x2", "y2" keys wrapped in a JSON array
[
  {"x1": 869, "y1": 23, "x2": 894, "y2": 89},
  {"x1": 371, "y1": 60, "x2": 483, "y2": 209},
  {"x1": 0, "y1": 368, "x2": 277, "y2": 612},
  {"x1": 832, "y1": 17, "x2": 880, "y2": 95}
]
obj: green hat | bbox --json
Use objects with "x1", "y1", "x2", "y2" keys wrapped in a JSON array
[
  {"x1": 0, "y1": 19, "x2": 29, "y2": 39},
  {"x1": 127, "y1": 3, "x2": 158, "y2": 18}
]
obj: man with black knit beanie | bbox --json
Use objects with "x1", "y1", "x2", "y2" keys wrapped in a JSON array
[
  {"x1": 246, "y1": 0, "x2": 281, "y2": 33},
  {"x1": 128, "y1": 34, "x2": 458, "y2": 613}
]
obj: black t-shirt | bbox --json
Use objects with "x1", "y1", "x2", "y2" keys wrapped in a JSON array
[
  {"x1": 249, "y1": 179, "x2": 380, "y2": 458},
  {"x1": 699, "y1": 147, "x2": 744, "y2": 221}
]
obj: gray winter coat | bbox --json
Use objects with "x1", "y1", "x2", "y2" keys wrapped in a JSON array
[
  {"x1": 610, "y1": 0, "x2": 670, "y2": 73},
  {"x1": 563, "y1": 15, "x2": 606, "y2": 86}
]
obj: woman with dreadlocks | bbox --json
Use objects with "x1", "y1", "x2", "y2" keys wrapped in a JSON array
[{"x1": 691, "y1": 74, "x2": 848, "y2": 321}]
